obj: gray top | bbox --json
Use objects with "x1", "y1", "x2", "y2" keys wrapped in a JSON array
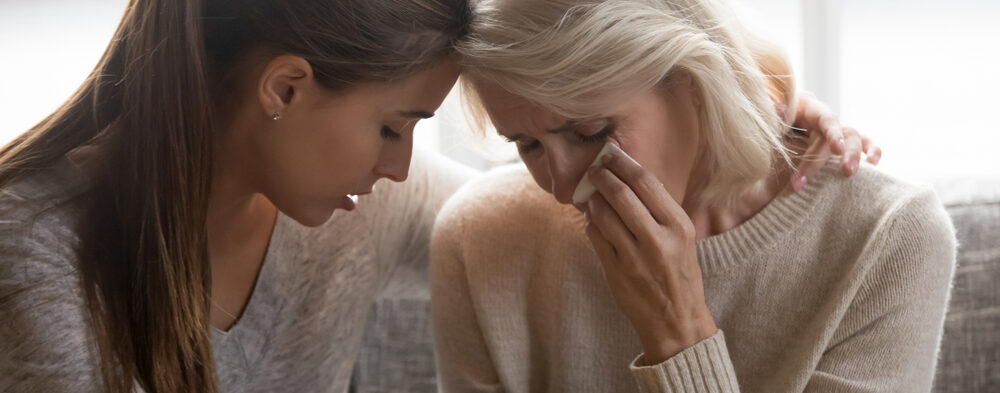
[{"x1": 0, "y1": 149, "x2": 476, "y2": 393}]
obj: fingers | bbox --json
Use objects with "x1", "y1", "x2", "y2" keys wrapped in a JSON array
[
  {"x1": 861, "y1": 134, "x2": 882, "y2": 165},
  {"x1": 595, "y1": 151, "x2": 682, "y2": 226},
  {"x1": 585, "y1": 198, "x2": 672, "y2": 309},
  {"x1": 587, "y1": 164, "x2": 653, "y2": 240},
  {"x1": 587, "y1": 192, "x2": 637, "y2": 247},
  {"x1": 584, "y1": 211, "x2": 618, "y2": 261},
  {"x1": 795, "y1": 91, "x2": 846, "y2": 155},
  {"x1": 790, "y1": 138, "x2": 831, "y2": 192},
  {"x1": 817, "y1": 115, "x2": 845, "y2": 155},
  {"x1": 840, "y1": 127, "x2": 862, "y2": 176},
  {"x1": 587, "y1": 194, "x2": 663, "y2": 297}
]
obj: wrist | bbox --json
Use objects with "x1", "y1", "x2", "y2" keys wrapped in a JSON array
[{"x1": 636, "y1": 321, "x2": 718, "y2": 366}]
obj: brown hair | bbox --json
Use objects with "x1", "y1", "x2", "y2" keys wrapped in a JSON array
[{"x1": 0, "y1": 0, "x2": 469, "y2": 392}]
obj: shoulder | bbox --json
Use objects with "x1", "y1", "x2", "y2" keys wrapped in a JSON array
[
  {"x1": 433, "y1": 164, "x2": 581, "y2": 250},
  {"x1": 813, "y1": 160, "x2": 956, "y2": 276},
  {"x1": 0, "y1": 159, "x2": 87, "y2": 302},
  {"x1": 821, "y1": 161, "x2": 953, "y2": 240},
  {"x1": 0, "y1": 162, "x2": 99, "y2": 391},
  {"x1": 0, "y1": 160, "x2": 85, "y2": 273}
]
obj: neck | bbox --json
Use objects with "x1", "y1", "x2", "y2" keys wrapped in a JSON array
[
  {"x1": 206, "y1": 120, "x2": 277, "y2": 265},
  {"x1": 682, "y1": 160, "x2": 791, "y2": 240}
]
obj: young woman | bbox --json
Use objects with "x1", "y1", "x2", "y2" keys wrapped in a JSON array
[
  {"x1": 0, "y1": 0, "x2": 870, "y2": 392},
  {"x1": 430, "y1": 0, "x2": 954, "y2": 392},
  {"x1": 0, "y1": 0, "x2": 471, "y2": 392}
]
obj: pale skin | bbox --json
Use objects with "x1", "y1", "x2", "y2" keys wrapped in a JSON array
[
  {"x1": 203, "y1": 54, "x2": 459, "y2": 330},
  {"x1": 475, "y1": 74, "x2": 882, "y2": 364}
]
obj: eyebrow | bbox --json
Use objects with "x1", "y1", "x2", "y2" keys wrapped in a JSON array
[
  {"x1": 499, "y1": 120, "x2": 579, "y2": 142},
  {"x1": 546, "y1": 120, "x2": 578, "y2": 134},
  {"x1": 397, "y1": 110, "x2": 435, "y2": 119}
]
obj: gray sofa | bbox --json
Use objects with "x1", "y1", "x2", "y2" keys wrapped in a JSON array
[{"x1": 350, "y1": 180, "x2": 1000, "y2": 393}]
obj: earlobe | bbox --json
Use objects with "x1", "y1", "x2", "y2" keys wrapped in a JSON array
[{"x1": 257, "y1": 55, "x2": 314, "y2": 119}]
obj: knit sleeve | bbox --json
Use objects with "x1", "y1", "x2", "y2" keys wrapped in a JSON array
[
  {"x1": 804, "y1": 187, "x2": 956, "y2": 391},
  {"x1": 628, "y1": 330, "x2": 741, "y2": 393},
  {"x1": 0, "y1": 208, "x2": 103, "y2": 392},
  {"x1": 373, "y1": 148, "x2": 478, "y2": 298},
  {"x1": 429, "y1": 189, "x2": 505, "y2": 393}
]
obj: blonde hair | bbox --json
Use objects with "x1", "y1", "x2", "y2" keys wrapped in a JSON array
[{"x1": 458, "y1": 0, "x2": 796, "y2": 206}]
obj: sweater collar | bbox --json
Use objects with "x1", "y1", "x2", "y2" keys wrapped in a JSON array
[{"x1": 695, "y1": 162, "x2": 835, "y2": 276}]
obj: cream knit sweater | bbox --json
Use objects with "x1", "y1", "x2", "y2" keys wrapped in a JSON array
[{"x1": 430, "y1": 160, "x2": 956, "y2": 393}]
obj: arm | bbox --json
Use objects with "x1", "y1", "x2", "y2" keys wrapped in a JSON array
[
  {"x1": 373, "y1": 147, "x2": 479, "y2": 298},
  {"x1": 805, "y1": 189, "x2": 956, "y2": 392},
  {"x1": 429, "y1": 198, "x2": 505, "y2": 393},
  {"x1": 0, "y1": 227, "x2": 103, "y2": 392}
]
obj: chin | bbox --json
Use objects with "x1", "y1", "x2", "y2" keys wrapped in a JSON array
[{"x1": 283, "y1": 205, "x2": 337, "y2": 228}]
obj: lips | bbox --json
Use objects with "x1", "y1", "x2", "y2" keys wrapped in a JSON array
[
  {"x1": 338, "y1": 185, "x2": 375, "y2": 212},
  {"x1": 341, "y1": 195, "x2": 357, "y2": 211}
]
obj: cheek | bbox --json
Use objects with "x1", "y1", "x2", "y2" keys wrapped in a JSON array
[
  {"x1": 612, "y1": 121, "x2": 696, "y2": 200},
  {"x1": 277, "y1": 118, "x2": 382, "y2": 192},
  {"x1": 521, "y1": 154, "x2": 552, "y2": 193},
  {"x1": 320, "y1": 124, "x2": 382, "y2": 179},
  {"x1": 520, "y1": 141, "x2": 604, "y2": 202}
]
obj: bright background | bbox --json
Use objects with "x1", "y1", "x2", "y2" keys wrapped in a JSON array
[{"x1": 2, "y1": 0, "x2": 997, "y2": 184}]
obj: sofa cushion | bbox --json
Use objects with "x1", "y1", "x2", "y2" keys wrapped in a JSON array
[{"x1": 932, "y1": 179, "x2": 1000, "y2": 393}]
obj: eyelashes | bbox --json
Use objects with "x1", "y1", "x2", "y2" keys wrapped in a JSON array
[
  {"x1": 576, "y1": 124, "x2": 614, "y2": 144},
  {"x1": 381, "y1": 126, "x2": 402, "y2": 141},
  {"x1": 510, "y1": 124, "x2": 615, "y2": 154},
  {"x1": 517, "y1": 141, "x2": 541, "y2": 153}
]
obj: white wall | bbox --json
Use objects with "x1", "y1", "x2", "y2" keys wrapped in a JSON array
[
  {"x1": 0, "y1": 0, "x2": 126, "y2": 143},
  {"x1": 840, "y1": 0, "x2": 1000, "y2": 182}
]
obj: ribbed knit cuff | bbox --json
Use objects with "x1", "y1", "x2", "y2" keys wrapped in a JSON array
[{"x1": 629, "y1": 330, "x2": 740, "y2": 393}]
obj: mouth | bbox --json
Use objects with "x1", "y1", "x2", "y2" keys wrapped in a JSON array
[
  {"x1": 339, "y1": 187, "x2": 375, "y2": 212},
  {"x1": 340, "y1": 194, "x2": 358, "y2": 211}
]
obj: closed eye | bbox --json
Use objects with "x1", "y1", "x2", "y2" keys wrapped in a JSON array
[
  {"x1": 381, "y1": 126, "x2": 402, "y2": 141},
  {"x1": 503, "y1": 135, "x2": 542, "y2": 153},
  {"x1": 575, "y1": 124, "x2": 614, "y2": 144}
]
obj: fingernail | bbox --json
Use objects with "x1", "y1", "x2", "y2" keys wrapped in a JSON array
[
  {"x1": 601, "y1": 154, "x2": 613, "y2": 166},
  {"x1": 794, "y1": 175, "x2": 807, "y2": 191},
  {"x1": 849, "y1": 161, "x2": 859, "y2": 175},
  {"x1": 837, "y1": 137, "x2": 846, "y2": 151}
]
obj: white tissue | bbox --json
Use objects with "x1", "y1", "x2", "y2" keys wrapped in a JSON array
[{"x1": 572, "y1": 142, "x2": 638, "y2": 204}]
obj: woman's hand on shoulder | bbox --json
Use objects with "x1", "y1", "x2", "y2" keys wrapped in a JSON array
[
  {"x1": 580, "y1": 151, "x2": 717, "y2": 365},
  {"x1": 786, "y1": 91, "x2": 882, "y2": 191}
]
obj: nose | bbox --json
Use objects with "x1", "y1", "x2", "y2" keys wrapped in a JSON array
[
  {"x1": 374, "y1": 136, "x2": 413, "y2": 183},
  {"x1": 545, "y1": 150, "x2": 585, "y2": 205}
]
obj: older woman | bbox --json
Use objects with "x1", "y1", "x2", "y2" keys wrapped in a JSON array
[{"x1": 429, "y1": 0, "x2": 955, "y2": 392}]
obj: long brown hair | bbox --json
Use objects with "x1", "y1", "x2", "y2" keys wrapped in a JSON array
[{"x1": 0, "y1": 0, "x2": 469, "y2": 392}]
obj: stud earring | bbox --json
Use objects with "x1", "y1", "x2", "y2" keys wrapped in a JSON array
[{"x1": 272, "y1": 113, "x2": 281, "y2": 121}]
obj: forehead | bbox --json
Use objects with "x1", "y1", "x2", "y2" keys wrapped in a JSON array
[
  {"x1": 360, "y1": 60, "x2": 462, "y2": 107},
  {"x1": 474, "y1": 80, "x2": 566, "y2": 134}
]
